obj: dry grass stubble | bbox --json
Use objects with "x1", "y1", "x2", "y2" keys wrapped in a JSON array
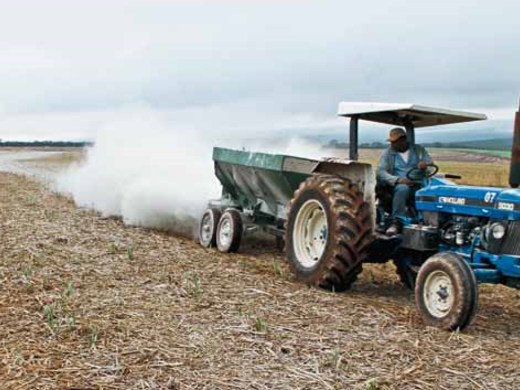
[{"x1": 1, "y1": 172, "x2": 520, "y2": 389}]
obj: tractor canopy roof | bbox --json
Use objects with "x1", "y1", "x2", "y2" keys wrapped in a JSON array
[{"x1": 337, "y1": 102, "x2": 487, "y2": 128}]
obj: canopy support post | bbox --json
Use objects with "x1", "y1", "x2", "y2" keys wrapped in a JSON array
[
  {"x1": 404, "y1": 118, "x2": 415, "y2": 146},
  {"x1": 349, "y1": 116, "x2": 359, "y2": 161}
]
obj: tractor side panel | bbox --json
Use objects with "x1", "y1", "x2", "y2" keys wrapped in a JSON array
[{"x1": 417, "y1": 185, "x2": 520, "y2": 220}]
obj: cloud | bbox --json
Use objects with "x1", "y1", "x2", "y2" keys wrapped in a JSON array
[{"x1": 0, "y1": 0, "x2": 519, "y2": 140}]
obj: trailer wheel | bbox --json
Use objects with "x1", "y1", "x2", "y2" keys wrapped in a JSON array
[
  {"x1": 415, "y1": 252, "x2": 478, "y2": 331},
  {"x1": 285, "y1": 174, "x2": 373, "y2": 291},
  {"x1": 199, "y1": 208, "x2": 221, "y2": 248},
  {"x1": 216, "y1": 209, "x2": 243, "y2": 253}
]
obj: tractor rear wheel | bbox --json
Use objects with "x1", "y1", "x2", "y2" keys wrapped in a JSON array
[
  {"x1": 199, "y1": 208, "x2": 221, "y2": 248},
  {"x1": 285, "y1": 174, "x2": 373, "y2": 291},
  {"x1": 415, "y1": 252, "x2": 478, "y2": 331},
  {"x1": 216, "y1": 209, "x2": 243, "y2": 253}
]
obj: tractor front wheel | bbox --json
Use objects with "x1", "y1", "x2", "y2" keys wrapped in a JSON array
[
  {"x1": 285, "y1": 174, "x2": 373, "y2": 291},
  {"x1": 415, "y1": 252, "x2": 478, "y2": 331}
]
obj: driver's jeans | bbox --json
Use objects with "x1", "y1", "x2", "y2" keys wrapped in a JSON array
[{"x1": 392, "y1": 184, "x2": 414, "y2": 219}]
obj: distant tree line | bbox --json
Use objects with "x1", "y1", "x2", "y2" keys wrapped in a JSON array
[
  {"x1": 0, "y1": 140, "x2": 92, "y2": 147},
  {"x1": 327, "y1": 138, "x2": 512, "y2": 151},
  {"x1": 328, "y1": 140, "x2": 387, "y2": 149}
]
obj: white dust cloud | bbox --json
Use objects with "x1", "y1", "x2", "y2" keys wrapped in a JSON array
[{"x1": 57, "y1": 110, "x2": 221, "y2": 237}]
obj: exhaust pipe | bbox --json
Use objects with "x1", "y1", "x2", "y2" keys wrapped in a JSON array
[{"x1": 510, "y1": 99, "x2": 520, "y2": 188}]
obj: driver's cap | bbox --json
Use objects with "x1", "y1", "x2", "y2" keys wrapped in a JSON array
[{"x1": 387, "y1": 127, "x2": 407, "y2": 142}]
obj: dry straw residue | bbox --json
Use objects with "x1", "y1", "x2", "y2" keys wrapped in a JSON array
[{"x1": 1, "y1": 171, "x2": 520, "y2": 389}]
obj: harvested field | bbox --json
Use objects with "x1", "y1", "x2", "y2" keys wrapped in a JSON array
[
  {"x1": 1, "y1": 169, "x2": 520, "y2": 389},
  {"x1": 358, "y1": 148, "x2": 511, "y2": 187}
]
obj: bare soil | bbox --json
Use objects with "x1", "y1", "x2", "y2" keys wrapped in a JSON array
[{"x1": 1, "y1": 172, "x2": 520, "y2": 389}]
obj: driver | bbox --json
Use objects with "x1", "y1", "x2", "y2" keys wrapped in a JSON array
[{"x1": 376, "y1": 127, "x2": 433, "y2": 235}]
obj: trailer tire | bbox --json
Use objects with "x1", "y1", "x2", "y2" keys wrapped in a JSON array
[
  {"x1": 216, "y1": 209, "x2": 243, "y2": 253},
  {"x1": 415, "y1": 252, "x2": 478, "y2": 331},
  {"x1": 199, "y1": 208, "x2": 221, "y2": 248},
  {"x1": 285, "y1": 174, "x2": 373, "y2": 291}
]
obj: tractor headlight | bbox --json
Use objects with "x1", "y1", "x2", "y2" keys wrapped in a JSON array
[
  {"x1": 481, "y1": 221, "x2": 508, "y2": 254},
  {"x1": 490, "y1": 222, "x2": 506, "y2": 240}
]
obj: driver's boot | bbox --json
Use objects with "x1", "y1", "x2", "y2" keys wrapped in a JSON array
[
  {"x1": 385, "y1": 223, "x2": 400, "y2": 236},
  {"x1": 385, "y1": 218, "x2": 403, "y2": 236}
]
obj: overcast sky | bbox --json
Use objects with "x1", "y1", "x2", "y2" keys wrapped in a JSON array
[{"x1": 0, "y1": 0, "x2": 519, "y2": 142}]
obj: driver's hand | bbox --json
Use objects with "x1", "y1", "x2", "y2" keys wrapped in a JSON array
[
  {"x1": 417, "y1": 161, "x2": 428, "y2": 170},
  {"x1": 397, "y1": 177, "x2": 415, "y2": 186}
]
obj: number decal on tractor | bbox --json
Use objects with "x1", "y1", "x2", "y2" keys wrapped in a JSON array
[
  {"x1": 484, "y1": 192, "x2": 497, "y2": 203},
  {"x1": 497, "y1": 202, "x2": 515, "y2": 211}
]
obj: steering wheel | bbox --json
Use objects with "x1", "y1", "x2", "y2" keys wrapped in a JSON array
[{"x1": 406, "y1": 164, "x2": 439, "y2": 181}]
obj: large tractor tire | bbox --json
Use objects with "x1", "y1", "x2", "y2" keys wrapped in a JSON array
[
  {"x1": 415, "y1": 252, "x2": 479, "y2": 331},
  {"x1": 285, "y1": 174, "x2": 373, "y2": 291}
]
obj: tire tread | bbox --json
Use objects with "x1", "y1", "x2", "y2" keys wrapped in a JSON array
[{"x1": 285, "y1": 174, "x2": 373, "y2": 291}]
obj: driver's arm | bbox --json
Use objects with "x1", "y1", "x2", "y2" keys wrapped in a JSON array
[
  {"x1": 376, "y1": 150, "x2": 400, "y2": 186},
  {"x1": 417, "y1": 145, "x2": 433, "y2": 168}
]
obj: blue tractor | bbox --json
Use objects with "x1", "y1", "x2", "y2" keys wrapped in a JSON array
[
  {"x1": 200, "y1": 101, "x2": 520, "y2": 331},
  {"x1": 338, "y1": 101, "x2": 520, "y2": 330}
]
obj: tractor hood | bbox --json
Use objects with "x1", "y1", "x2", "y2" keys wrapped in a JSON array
[{"x1": 416, "y1": 185, "x2": 520, "y2": 220}]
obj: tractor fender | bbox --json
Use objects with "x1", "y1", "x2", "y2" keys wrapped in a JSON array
[
  {"x1": 312, "y1": 159, "x2": 374, "y2": 201},
  {"x1": 312, "y1": 159, "x2": 375, "y2": 229}
]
